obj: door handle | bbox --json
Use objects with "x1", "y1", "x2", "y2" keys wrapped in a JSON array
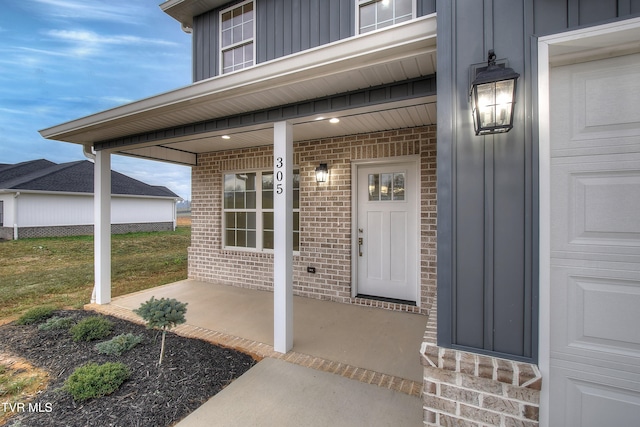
[{"x1": 358, "y1": 237, "x2": 363, "y2": 257}]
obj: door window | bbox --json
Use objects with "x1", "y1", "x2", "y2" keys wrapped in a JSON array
[{"x1": 368, "y1": 172, "x2": 405, "y2": 201}]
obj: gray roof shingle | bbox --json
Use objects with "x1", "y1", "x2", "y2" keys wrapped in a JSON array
[{"x1": 0, "y1": 159, "x2": 179, "y2": 198}]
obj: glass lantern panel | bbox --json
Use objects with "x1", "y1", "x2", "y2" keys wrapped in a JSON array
[
  {"x1": 476, "y1": 82, "x2": 496, "y2": 128},
  {"x1": 495, "y1": 80, "x2": 515, "y2": 125}
]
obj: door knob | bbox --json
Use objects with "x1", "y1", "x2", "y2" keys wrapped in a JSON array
[{"x1": 358, "y1": 237, "x2": 363, "y2": 257}]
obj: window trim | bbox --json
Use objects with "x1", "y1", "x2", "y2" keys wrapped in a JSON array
[
  {"x1": 222, "y1": 169, "x2": 300, "y2": 253},
  {"x1": 219, "y1": 0, "x2": 256, "y2": 75},
  {"x1": 355, "y1": 0, "x2": 417, "y2": 35}
]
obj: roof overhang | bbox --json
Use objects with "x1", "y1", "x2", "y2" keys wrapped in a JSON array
[
  {"x1": 160, "y1": 0, "x2": 228, "y2": 30},
  {"x1": 40, "y1": 15, "x2": 437, "y2": 166}
]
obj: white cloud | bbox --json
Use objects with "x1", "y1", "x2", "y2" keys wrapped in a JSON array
[
  {"x1": 30, "y1": 0, "x2": 144, "y2": 24},
  {"x1": 43, "y1": 29, "x2": 179, "y2": 57},
  {"x1": 46, "y1": 29, "x2": 176, "y2": 46},
  {"x1": 100, "y1": 96, "x2": 135, "y2": 106}
]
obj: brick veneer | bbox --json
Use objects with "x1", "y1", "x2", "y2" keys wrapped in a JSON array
[
  {"x1": 189, "y1": 126, "x2": 437, "y2": 314},
  {"x1": 421, "y1": 305, "x2": 541, "y2": 427}
]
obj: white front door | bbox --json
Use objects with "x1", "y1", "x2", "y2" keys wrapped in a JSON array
[
  {"x1": 355, "y1": 160, "x2": 418, "y2": 302},
  {"x1": 548, "y1": 52, "x2": 640, "y2": 426}
]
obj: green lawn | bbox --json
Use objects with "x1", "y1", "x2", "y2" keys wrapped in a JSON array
[{"x1": 0, "y1": 227, "x2": 190, "y2": 322}]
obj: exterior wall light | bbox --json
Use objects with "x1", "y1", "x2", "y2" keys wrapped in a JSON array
[
  {"x1": 470, "y1": 50, "x2": 520, "y2": 135},
  {"x1": 315, "y1": 163, "x2": 328, "y2": 183}
]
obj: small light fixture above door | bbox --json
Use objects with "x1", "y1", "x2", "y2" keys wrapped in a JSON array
[
  {"x1": 315, "y1": 163, "x2": 328, "y2": 183},
  {"x1": 470, "y1": 50, "x2": 520, "y2": 135}
]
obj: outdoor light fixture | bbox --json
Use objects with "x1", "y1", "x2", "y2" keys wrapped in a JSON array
[
  {"x1": 470, "y1": 50, "x2": 520, "y2": 135},
  {"x1": 315, "y1": 163, "x2": 328, "y2": 183}
]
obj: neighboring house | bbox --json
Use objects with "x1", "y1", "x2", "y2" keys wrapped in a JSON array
[
  {"x1": 0, "y1": 159, "x2": 180, "y2": 240},
  {"x1": 39, "y1": 1, "x2": 640, "y2": 426}
]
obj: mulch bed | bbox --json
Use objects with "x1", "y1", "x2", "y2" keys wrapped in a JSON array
[{"x1": 0, "y1": 310, "x2": 257, "y2": 427}]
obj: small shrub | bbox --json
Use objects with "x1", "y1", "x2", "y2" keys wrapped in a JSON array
[
  {"x1": 16, "y1": 306, "x2": 56, "y2": 325},
  {"x1": 95, "y1": 333, "x2": 143, "y2": 356},
  {"x1": 63, "y1": 362, "x2": 130, "y2": 401},
  {"x1": 134, "y1": 297, "x2": 187, "y2": 365},
  {"x1": 70, "y1": 316, "x2": 113, "y2": 342},
  {"x1": 38, "y1": 316, "x2": 75, "y2": 331}
]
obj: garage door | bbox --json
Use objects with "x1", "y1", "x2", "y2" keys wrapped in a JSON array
[{"x1": 549, "y1": 52, "x2": 640, "y2": 425}]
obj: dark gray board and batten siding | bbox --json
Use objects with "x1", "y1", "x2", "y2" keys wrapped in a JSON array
[
  {"x1": 192, "y1": 0, "x2": 436, "y2": 82},
  {"x1": 437, "y1": 0, "x2": 640, "y2": 363}
]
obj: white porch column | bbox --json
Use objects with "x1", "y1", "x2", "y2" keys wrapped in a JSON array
[
  {"x1": 273, "y1": 121, "x2": 293, "y2": 353},
  {"x1": 94, "y1": 150, "x2": 111, "y2": 304}
]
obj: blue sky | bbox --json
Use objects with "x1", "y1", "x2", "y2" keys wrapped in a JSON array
[{"x1": 0, "y1": 0, "x2": 193, "y2": 199}]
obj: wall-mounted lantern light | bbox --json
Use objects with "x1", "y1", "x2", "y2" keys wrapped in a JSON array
[
  {"x1": 470, "y1": 50, "x2": 520, "y2": 135},
  {"x1": 315, "y1": 163, "x2": 328, "y2": 183}
]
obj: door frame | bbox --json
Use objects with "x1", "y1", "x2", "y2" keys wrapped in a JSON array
[
  {"x1": 537, "y1": 16, "x2": 640, "y2": 427},
  {"x1": 350, "y1": 155, "x2": 421, "y2": 304}
]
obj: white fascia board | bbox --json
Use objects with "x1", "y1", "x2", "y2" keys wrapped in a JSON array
[
  {"x1": 1, "y1": 189, "x2": 178, "y2": 200},
  {"x1": 39, "y1": 15, "x2": 436, "y2": 144}
]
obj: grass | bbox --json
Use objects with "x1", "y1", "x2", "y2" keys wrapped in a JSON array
[
  {"x1": 0, "y1": 357, "x2": 50, "y2": 425},
  {"x1": 0, "y1": 226, "x2": 190, "y2": 323}
]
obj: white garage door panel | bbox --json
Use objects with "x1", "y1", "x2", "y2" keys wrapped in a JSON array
[
  {"x1": 550, "y1": 53, "x2": 640, "y2": 149},
  {"x1": 551, "y1": 153, "x2": 640, "y2": 261},
  {"x1": 550, "y1": 51, "x2": 640, "y2": 425},
  {"x1": 550, "y1": 365, "x2": 640, "y2": 427},
  {"x1": 551, "y1": 265, "x2": 640, "y2": 363}
]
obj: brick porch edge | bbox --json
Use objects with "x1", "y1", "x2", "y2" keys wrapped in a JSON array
[{"x1": 85, "y1": 303, "x2": 422, "y2": 397}]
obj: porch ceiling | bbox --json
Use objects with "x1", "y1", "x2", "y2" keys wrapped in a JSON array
[{"x1": 39, "y1": 16, "x2": 437, "y2": 166}]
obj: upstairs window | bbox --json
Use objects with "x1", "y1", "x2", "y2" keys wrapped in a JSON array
[
  {"x1": 357, "y1": 0, "x2": 415, "y2": 34},
  {"x1": 220, "y1": 1, "x2": 255, "y2": 74}
]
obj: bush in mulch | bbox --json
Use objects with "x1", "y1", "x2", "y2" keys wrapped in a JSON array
[
  {"x1": 0, "y1": 310, "x2": 256, "y2": 427},
  {"x1": 95, "y1": 333, "x2": 144, "y2": 356},
  {"x1": 63, "y1": 362, "x2": 131, "y2": 401},
  {"x1": 69, "y1": 316, "x2": 113, "y2": 342},
  {"x1": 15, "y1": 307, "x2": 56, "y2": 326}
]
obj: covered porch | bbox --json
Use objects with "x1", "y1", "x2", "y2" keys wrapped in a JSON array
[
  {"x1": 87, "y1": 279, "x2": 426, "y2": 391},
  {"x1": 40, "y1": 15, "x2": 437, "y2": 356}
]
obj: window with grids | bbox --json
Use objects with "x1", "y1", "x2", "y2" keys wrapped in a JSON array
[
  {"x1": 357, "y1": 0, "x2": 414, "y2": 34},
  {"x1": 220, "y1": 1, "x2": 255, "y2": 74},
  {"x1": 223, "y1": 171, "x2": 299, "y2": 251}
]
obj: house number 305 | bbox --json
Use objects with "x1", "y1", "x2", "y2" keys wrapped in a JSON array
[{"x1": 275, "y1": 157, "x2": 284, "y2": 194}]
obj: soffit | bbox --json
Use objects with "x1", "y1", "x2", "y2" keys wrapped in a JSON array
[
  {"x1": 160, "y1": 0, "x2": 227, "y2": 28},
  {"x1": 117, "y1": 97, "x2": 436, "y2": 160}
]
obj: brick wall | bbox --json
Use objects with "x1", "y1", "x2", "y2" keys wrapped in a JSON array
[
  {"x1": 421, "y1": 305, "x2": 541, "y2": 426},
  {"x1": 189, "y1": 125, "x2": 437, "y2": 314}
]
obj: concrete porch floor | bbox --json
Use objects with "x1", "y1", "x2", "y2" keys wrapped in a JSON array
[{"x1": 87, "y1": 279, "x2": 427, "y2": 426}]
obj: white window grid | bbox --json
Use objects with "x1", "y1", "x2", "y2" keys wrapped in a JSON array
[
  {"x1": 355, "y1": 0, "x2": 416, "y2": 34},
  {"x1": 219, "y1": 0, "x2": 256, "y2": 74},
  {"x1": 222, "y1": 170, "x2": 300, "y2": 252}
]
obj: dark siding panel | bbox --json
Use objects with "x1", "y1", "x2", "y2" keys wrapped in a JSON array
[
  {"x1": 579, "y1": 0, "x2": 618, "y2": 24},
  {"x1": 492, "y1": 0, "x2": 528, "y2": 356},
  {"x1": 192, "y1": 10, "x2": 218, "y2": 82},
  {"x1": 257, "y1": 0, "x2": 354, "y2": 64},
  {"x1": 533, "y1": 0, "x2": 639, "y2": 35},
  {"x1": 418, "y1": 0, "x2": 437, "y2": 16},
  {"x1": 533, "y1": 0, "x2": 567, "y2": 35},
  {"x1": 453, "y1": 0, "x2": 486, "y2": 349}
]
